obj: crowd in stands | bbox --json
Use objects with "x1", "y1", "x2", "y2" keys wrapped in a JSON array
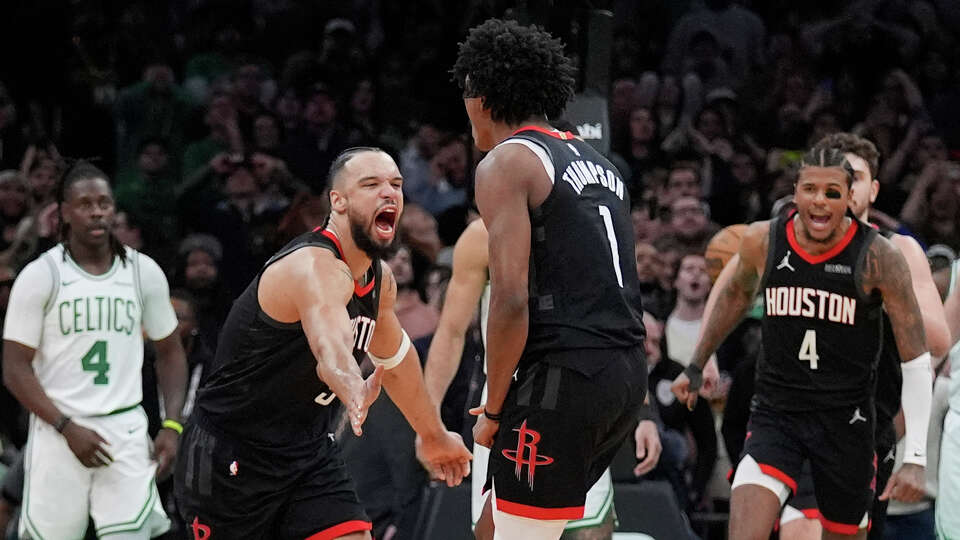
[{"x1": 0, "y1": 0, "x2": 959, "y2": 538}]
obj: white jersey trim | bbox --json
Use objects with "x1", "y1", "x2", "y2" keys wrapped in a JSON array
[{"x1": 500, "y1": 138, "x2": 555, "y2": 184}]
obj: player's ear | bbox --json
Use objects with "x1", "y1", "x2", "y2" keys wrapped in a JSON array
[
  {"x1": 870, "y1": 179, "x2": 879, "y2": 204},
  {"x1": 329, "y1": 188, "x2": 347, "y2": 214}
]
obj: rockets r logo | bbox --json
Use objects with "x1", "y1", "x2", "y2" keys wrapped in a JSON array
[{"x1": 502, "y1": 419, "x2": 554, "y2": 490}]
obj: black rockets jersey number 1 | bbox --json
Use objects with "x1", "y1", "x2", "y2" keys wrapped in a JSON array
[{"x1": 510, "y1": 127, "x2": 645, "y2": 361}]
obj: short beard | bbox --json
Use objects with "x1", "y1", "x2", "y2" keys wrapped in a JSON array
[{"x1": 351, "y1": 218, "x2": 398, "y2": 260}]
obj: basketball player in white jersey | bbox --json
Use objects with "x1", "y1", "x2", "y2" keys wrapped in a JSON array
[
  {"x1": 937, "y1": 258, "x2": 960, "y2": 537},
  {"x1": 3, "y1": 162, "x2": 188, "y2": 539},
  {"x1": 424, "y1": 218, "x2": 662, "y2": 540}
]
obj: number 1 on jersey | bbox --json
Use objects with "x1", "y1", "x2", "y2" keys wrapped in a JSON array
[
  {"x1": 798, "y1": 329, "x2": 819, "y2": 370},
  {"x1": 81, "y1": 340, "x2": 110, "y2": 384},
  {"x1": 598, "y1": 205, "x2": 623, "y2": 288}
]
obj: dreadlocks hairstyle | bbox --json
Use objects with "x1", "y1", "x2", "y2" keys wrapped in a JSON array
[
  {"x1": 798, "y1": 147, "x2": 855, "y2": 187},
  {"x1": 58, "y1": 160, "x2": 128, "y2": 265},
  {"x1": 811, "y1": 132, "x2": 880, "y2": 179},
  {"x1": 452, "y1": 18, "x2": 576, "y2": 125}
]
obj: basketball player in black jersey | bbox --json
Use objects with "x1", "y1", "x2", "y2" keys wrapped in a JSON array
[
  {"x1": 454, "y1": 19, "x2": 647, "y2": 540},
  {"x1": 801, "y1": 133, "x2": 949, "y2": 537},
  {"x1": 174, "y1": 148, "x2": 471, "y2": 539},
  {"x1": 673, "y1": 148, "x2": 933, "y2": 539},
  {"x1": 711, "y1": 136, "x2": 951, "y2": 540}
]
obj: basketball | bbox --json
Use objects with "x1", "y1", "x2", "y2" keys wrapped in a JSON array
[{"x1": 705, "y1": 224, "x2": 747, "y2": 283}]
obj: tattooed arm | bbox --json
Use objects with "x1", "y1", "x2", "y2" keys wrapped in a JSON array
[
  {"x1": 860, "y1": 235, "x2": 929, "y2": 362},
  {"x1": 672, "y1": 221, "x2": 769, "y2": 409},
  {"x1": 861, "y1": 234, "x2": 932, "y2": 501}
]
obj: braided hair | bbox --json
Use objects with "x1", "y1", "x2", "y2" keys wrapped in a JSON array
[
  {"x1": 58, "y1": 160, "x2": 128, "y2": 265},
  {"x1": 798, "y1": 147, "x2": 855, "y2": 187}
]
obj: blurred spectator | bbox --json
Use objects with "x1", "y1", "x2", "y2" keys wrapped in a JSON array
[
  {"x1": 274, "y1": 87, "x2": 303, "y2": 134},
  {"x1": 170, "y1": 234, "x2": 233, "y2": 355},
  {"x1": 0, "y1": 83, "x2": 25, "y2": 171},
  {"x1": 423, "y1": 264, "x2": 452, "y2": 312},
  {"x1": 635, "y1": 241, "x2": 671, "y2": 321},
  {"x1": 183, "y1": 23, "x2": 244, "y2": 104},
  {"x1": 348, "y1": 78, "x2": 378, "y2": 143},
  {"x1": 665, "y1": 253, "x2": 716, "y2": 368},
  {"x1": 231, "y1": 60, "x2": 272, "y2": 136},
  {"x1": 662, "y1": 0, "x2": 766, "y2": 86},
  {"x1": 0, "y1": 265, "x2": 25, "y2": 450},
  {"x1": 0, "y1": 171, "x2": 36, "y2": 269},
  {"x1": 280, "y1": 83, "x2": 354, "y2": 189},
  {"x1": 185, "y1": 90, "x2": 245, "y2": 175},
  {"x1": 23, "y1": 152, "x2": 60, "y2": 209},
  {"x1": 664, "y1": 196, "x2": 719, "y2": 253},
  {"x1": 405, "y1": 135, "x2": 468, "y2": 217},
  {"x1": 251, "y1": 112, "x2": 284, "y2": 155},
  {"x1": 400, "y1": 203, "x2": 443, "y2": 268},
  {"x1": 646, "y1": 310, "x2": 718, "y2": 511},
  {"x1": 621, "y1": 106, "x2": 664, "y2": 187},
  {"x1": 658, "y1": 161, "x2": 703, "y2": 214},
  {"x1": 114, "y1": 137, "x2": 179, "y2": 243},
  {"x1": 399, "y1": 121, "x2": 446, "y2": 197},
  {"x1": 900, "y1": 160, "x2": 960, "y2": 252},
  {"x1": 385, "y1": 245, "x2": 438, "y2": 341},
  {"x1": 170, "y1": 288, "x2": 214, "y2": 420},
  {"x1": 112, "y1": 210, "x2": 144, "y2": 251},
  {"x1": 113, "y1": 63, "x2": 194, "y2": 176},
  {"x1": 631, "y1": 200, "x2": 662, "y2": 244}
]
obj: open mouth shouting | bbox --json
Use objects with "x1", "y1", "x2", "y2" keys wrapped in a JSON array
[
  {"x1": 373, "y1": 206, "x2": 399, "y2": 240},
  {"x1": 807, "y1": 212, "x2": 832, "y2": 233}
]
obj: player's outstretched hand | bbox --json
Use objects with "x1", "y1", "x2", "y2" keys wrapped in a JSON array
[
  {"x1": 671, "y1": 373, "x2": 697, "y2": 411},
  {"x1": 634, "y1": 419, "x2": 662, "y2": 477},
  {"x1": 416, "y1": 430, "x2": 472, "y2": 487},
  {"x1": 63, "y1": 422, "x2": 113, "y2": 468},
  {"x1": 329, "y1": 364, "x2": 384, "y2": 437},
  {"x1": 469, "y1": 406, "x2": 500, "y2": 450},
  {"x1": 153, "y1": 429, "x2": 178, "y2": 480},
  {"x1": 879, "y1": 463, "x2": 926, "y2": 503}
]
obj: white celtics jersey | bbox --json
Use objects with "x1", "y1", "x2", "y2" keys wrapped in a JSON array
[
  {"x1": 4, "y1": 245, "x2": 178, "y2": 417},
  {"x1": 948, "y1": 259, "x2": 960, "y2": 414}
]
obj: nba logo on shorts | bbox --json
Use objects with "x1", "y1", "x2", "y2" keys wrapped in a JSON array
[{"x1": 502, "y1": 419, "x2": 554, "y2": 490}]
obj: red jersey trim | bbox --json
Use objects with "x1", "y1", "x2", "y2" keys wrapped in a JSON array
[
  {"x1": 305, "y1": 520, "x2": 372, "y2": 540},
  {"x1": 318, "y1": 229, "x2": 376, "y2": 297},
  {"x1": 802, "y1": 508, "x2": 822, "y2": 519},
  {"x1": 758, "y1": 463, "x2": 798, "y2": 494},
  {"x1": 786, "y1": 216, "x2": 859, "y2": 265},
  {"x1": 495, "y1": 498, "x2": 585, "y2": 520},
  {"x1": 818, "y1": 515, "x2": 866, "y2": 535},
  {"x1": 511, "y1": 126, "x2": 576, "y2": 140}
]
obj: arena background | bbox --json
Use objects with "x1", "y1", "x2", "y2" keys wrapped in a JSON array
[{"x1": 0, "y1": 1, "x2": 959, "y2": 538}]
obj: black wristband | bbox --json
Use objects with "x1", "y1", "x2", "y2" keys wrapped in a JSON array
[
  {"x1": 684, "y1": 363, "x2": 704, "y2": 392},
  {"x1": 53, "y1": 414, "x2": 71, "y2": 433},
  {"x1": 637, "y1": 402, "x2": 655, "y2": 422},
  {"x1": 484, "y1": 408, "x2": 503, "y2": 422}
]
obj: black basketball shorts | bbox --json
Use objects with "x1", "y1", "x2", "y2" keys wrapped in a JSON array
[
  {"x1": 485, "y1": 346, "x2": 647, "y2": 520},
  {"x1": 174, "y1": 415, "x2": 371, "y2": 539},
  {"x1": 738, "y1": 402, "x2": 876, "y2": 534}
]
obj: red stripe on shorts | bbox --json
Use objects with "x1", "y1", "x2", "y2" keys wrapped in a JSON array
[
  {"x1": 495, "y1": 498, "x2": 585, "y2": 520},
  {"x1": 305, "y1": 520, "x2": 372, "y2": 540}
]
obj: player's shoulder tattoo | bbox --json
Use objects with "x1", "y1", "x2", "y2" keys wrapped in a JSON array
[{"x1": 860, "y1": 234, "x2": 909, "y2": 295}]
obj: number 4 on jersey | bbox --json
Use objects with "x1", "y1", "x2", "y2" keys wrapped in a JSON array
[
  {"x1": 798, "y1": 329, "x2": 819, "y2": 370},
  {"x1": 81, "y1": 340, "x2": 110, "y2": 384}
]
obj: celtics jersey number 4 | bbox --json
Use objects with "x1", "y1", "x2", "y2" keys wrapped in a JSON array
[{"x1": 3, "y1": 245, "x2": 178, "y2": 417}]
